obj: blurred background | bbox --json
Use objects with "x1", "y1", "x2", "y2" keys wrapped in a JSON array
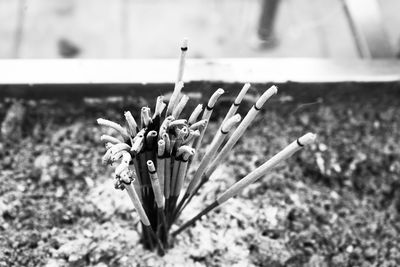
[{"x1": 0, "y1": 0, "x2": 399, "y2": 59}]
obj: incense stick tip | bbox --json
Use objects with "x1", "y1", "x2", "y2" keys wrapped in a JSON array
[
  {"x1": 221, "y1": 114, "x2": 241, "y2": 133},
  {"x1": 181, "y1": 38, "x2": 188, "y2": 49},
  {"x1": 298, "y1": 132, "x2": 317, "y2": 146}
]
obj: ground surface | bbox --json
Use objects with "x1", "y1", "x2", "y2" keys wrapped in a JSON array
[{"x1": 0, "y1": 89, "x2": 399, "y2": 266}]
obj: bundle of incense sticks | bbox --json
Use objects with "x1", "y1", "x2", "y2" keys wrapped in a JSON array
[{"x1": 97, "y1": 39, "x2": 316, "y2": 255}]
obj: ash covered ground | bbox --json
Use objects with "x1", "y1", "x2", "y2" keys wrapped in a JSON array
[{"x1": 0, "y1": 90, "x2": 399, "y2": 266}]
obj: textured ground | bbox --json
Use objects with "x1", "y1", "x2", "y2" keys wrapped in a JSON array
[{"x1": 0, "y1": 89, "x2": 399, "y2": 266}]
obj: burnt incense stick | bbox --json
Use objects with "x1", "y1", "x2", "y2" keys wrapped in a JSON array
[
  {"x1": 97, "y1": 118, "x2": 129, "y2": 141},
  {"x1": 172, "y1": 95, "x2": 189, "y2": 119},
  {"x1": 153, "y1": 96, "x2": 166, "y2": 119},
  {"x1": 193, "y1": 88, "x2": 224, "y2": 153},
  {"x1": 148, "y1": 160, "x2": 168, "y2": 244},
  {"x1": 188, "y1": 104, "x2": 203, "y2": 125},
  {"x1": 189, "y1": 119, "x2": 207, "y2": 131},
  {"x1": 157, "y1": 139, "x2": 166, "y2": 194},
  {"x1": 173, "y1": 146, "x2": 195, "y2": 197},
  {"x1": 141, "y1": 107, "x2": 152, "y2": 128},
  {"x1": 100, "y1": 134, "x2": 122, "y2": 144},
  {"x1": 147, "y1": 161, "x2": 164, "y2": 208},
  {"x1": 124, "y1": 111, "x2": 138, "y2": 137},
  {"x1": 199, "y1": 85, "x2": 278, "y2": 190},
  {"x1": 169, "y1": 119, "x2": 187, "y2": 128},
  {"x1": 172, "y1": 133, "x2": 317, "y2": 236},
  {"x1": 186, "y1": 114, "x2": 241, "y2": 198},
  {"x1": 125, "y1": 182, "x2": 165, "y2": 255},
  {"x1": 166, "y1": 82, "x2": 184, "y2": 116},
  {"x1": 177, "y1": 38, "x2": 188, "y2": 82},
  {"x1": 221, "y1": 83, "x2": 251, "y2": 125}
]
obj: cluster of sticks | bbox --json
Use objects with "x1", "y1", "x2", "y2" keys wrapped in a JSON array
[{"x1": 97, "y1": 39, "x2": 316, "y2": 255}]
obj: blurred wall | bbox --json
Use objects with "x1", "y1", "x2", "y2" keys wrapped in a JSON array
[{"x1": 0, "y1": 0, "x2": 398, "y2": 59}]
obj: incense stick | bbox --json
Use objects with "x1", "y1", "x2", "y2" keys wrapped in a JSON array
[
  {"x1": 177, "y1": 38, "x2": 188, "y2": 82},
  {"x1": 193, "y1": 88, "x2": 224, "y2": 153},
  {"x1": 172, "y1": 133, "x2": 317, "y2": 236},
  {"x1": 221, "y1": 83, "x2": 251, "y2": 125},
  {"x1": 166, "y1": 82, "x2": 184, "y2": 116},
  {"x1": 97, "y1": 118, "x2": 129, "y2": 141},
  {"x1": 203, "y1": 85, "x2": 278, "y2": 185},
  {"x1": 157, "y1": 139, "x2": 166, "y2": 194},
  {"x1": 172, "y1": 95, "x2": 189, "y2": 119},
  {"x1": 188, "y1": 104, "x2": 203, "y2": 125},
  {"x1": 100, "y1": 134, "x2": 122, "y2": 144},
  {"x1": 186, "y1": 114, "x2": 241, "y2": 197},
  {"x1": 124, "y1": 111, "x2": 138, "y2": 137}
]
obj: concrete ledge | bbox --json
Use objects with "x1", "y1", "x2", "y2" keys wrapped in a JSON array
[{"x1": 0, "y1": 58, "x2": 399, "y2": 99}]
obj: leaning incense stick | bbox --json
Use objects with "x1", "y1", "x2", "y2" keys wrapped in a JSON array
[
  {"x1": 166, "y1": 81, "x2": 184, "y2": 116},
  {"x1": 97, "y1": 118, "x2": 129, "y2": 141},
  {"x1": 221, "y1": 83, "x2": 251, "y2": 125},
  {"x1": 193, "y1": 88, "x2": 224, "y2": 153},
  {"x1": 172, "y1": 133, "x2": 317, "y2": 236},
  {"x1": 204, "y1": 85, "x2": 278, "y2": 183},
  {"x1": 186, "y1": 114, "x2": 241, "y2": 197},
  {"x1": 189, "y1": 119, "x2": 207, "y2": 131},
  {"x1": 153, "y1": 96, "x2": 166, "y2": 119},
  {"x1": 177, "y1": 38, "x2": 188, "y2": 82},
  {"x1": 188, "y1": 104, "x2": 203, "y2": 125},
  {"x1": 124, "y1": 111, "x2": 138, "y2": 137},
  {"x1": 100, "y1": 134, "x2": 122, "y2": 144},
  {"x1": 172, "y1": 95, "x2": 189, "y2": 119},
  {"x1": 173, "y1": 146, "x2": 195, "y2": 197}
]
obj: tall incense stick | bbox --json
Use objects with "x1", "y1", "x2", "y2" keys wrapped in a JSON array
[{"x1": 177, "y1": 38, "x2": 188, "y2": 82}]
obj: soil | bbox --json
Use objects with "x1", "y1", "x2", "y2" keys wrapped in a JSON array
[{"x1": 0, "y1": 90, "x2": 399, "y2": 267}]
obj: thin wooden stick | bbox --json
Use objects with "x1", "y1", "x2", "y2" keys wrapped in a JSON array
[
  {"x1": 173, "y1": 146, "x2": 195, "y2": 197},
  {"x1": 124, "y1": 111, "x2": 138, "y2": 137},
  {"x1": 100, "y1": 134, "x2": 122, "y2": 144},
  {"x1": 163, "y1": 134, "x2": 172, "y2": 200},
  {"x1": 153, "y1": 96, "x2": 166, "y2": 119},
  {"x1": 172, "y1": 133, "x2": 316, "y2": 236},
  {"x1": 180, "y1": 86, "x2": 278, "y2": 212},
  {"x1": 177, "y1": 38, "x2": 188, "y2": 82},
  {"x1": 172, "y1": 95, "x2": 189, "y2": 119},
  {"x1": 189, "y1": 119, "x2": 207, "y2": 131},
  {"x1": 141, "y1": 107, "x2": 152, "y2": 128},
  {"x1": 147, "y1": 161, "x2": 164, "y2": 208},
  {"x1": 193, "y1": 88, "x2": 224, "y2": 153},
  {"x1": 188, "y1": 104, "x2": 203, "y2": 125},
  {"x1": 97, "y1": 118, "x2": 129, "y2": 141},
  {"x1": 157, "y1": 139, "x2": 166, "y2": 194},
  {"x1": 221, "y1": 83, "x2": 251, "y2": 125},
  {"x1": 166, "y1": 81, "x2": 184, "y2": 116},
  {"x1": 186, "y1": 114, "x2": 241, "y2": 197},
  {"x1": 125, "y1": 183, "x2": 165, "y2": 255},
  {"x1": 204, "y1": 85, "x2": 278, "y2": 182},
  {"x1": 145, "y1": 159, "x2": 168, "y2": 247}
]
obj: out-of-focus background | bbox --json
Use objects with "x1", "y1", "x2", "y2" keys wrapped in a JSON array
[{"x1": 0, "y1": 0, "x2": 399, "y2": 59}]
